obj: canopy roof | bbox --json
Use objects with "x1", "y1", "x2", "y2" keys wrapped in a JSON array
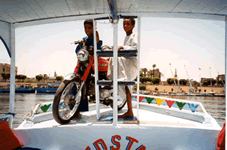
[{"x1": 0, "y1": 0, "x2": 226, "y2": 27}]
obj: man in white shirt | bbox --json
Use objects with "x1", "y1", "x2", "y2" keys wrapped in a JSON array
[{"x1": 107, "y1": 17, "x2": 137, "y2": 118}]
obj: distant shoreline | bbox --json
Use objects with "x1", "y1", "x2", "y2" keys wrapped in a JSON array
[
  {"x1": 145, "y1": 85, "x2": 225, "y2": 94},
  {"x1": 0, "y1": 81, "x2": 225, "y2": 94}
]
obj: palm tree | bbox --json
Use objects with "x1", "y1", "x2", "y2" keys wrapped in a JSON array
[
  {"x1": 152, "y1": 64, "x2": 156, "y2": 78},
  {"x1": 43, "y1": 74, "x2": 49, "y2": 82},
  {"x1": 147, "y1": 70, "x2": 153, "y2": 77},
  {"x1": 140, "y1": 68, "x2": 148, "y2": 77}
]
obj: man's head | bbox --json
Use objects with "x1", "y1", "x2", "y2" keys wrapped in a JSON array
[
  {"x1": 123, "y1": 17, "x2": 135, "y2": 35},
  {"x1": 84, "y1": 19, "x2": 94, "y2": 38}
]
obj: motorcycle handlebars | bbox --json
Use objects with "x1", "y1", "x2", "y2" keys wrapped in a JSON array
[{"x1": 71, "y1": 40, "x2": 82, "y2": 45}]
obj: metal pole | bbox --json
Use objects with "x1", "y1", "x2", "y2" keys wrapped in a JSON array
[
  {"x1": 9, "y1": 24, "x2": 15, "y2": 128},
  {"x1": 169, "y1": 64, "x2": 176, "y2": 93},
  {"x1": 184, "y1": 65, "x2": 193, "y2": 94},
  {"x1": 137, "y1": 16, "x2": 141, "y2": 120},
  {"x1": 163, "y1": 69, "x2": 166, "y2": 93},
  {"x1": 176, "y1": 68, "x2": 180, "y2": 93},
  {"x1": 93, "y1": 19, "x2": 100, "y2": 120},
  {"x1": 209, "y1": 67, "x2": 213, "y2": 92},
  {"x1": 225, "y1": 17, "x2": 227, "y2": 108},
  {"x1": 161, "y1": 74, "x2": 164, "y2": 93},
  {"x1": 199, "y1": 68, "x2": 202, "y2": 94},
  {"x1": 113, "y1": 22, "x2": 118, "y2": 126},
  {"x1": 161, "y1": 70, "x2": 166, "y2": 93}
]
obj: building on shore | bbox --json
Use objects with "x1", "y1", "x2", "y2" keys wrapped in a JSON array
[
  {"x1": 153, "y1": 68, "x2": 161, "y2": 78},
  {"x1": 48, "y1": 76, "x2": 56, "y2": 82},
  {"x1": 0, "y1": 63, "x2": 18, "y2": 81},
  {"x1": 201, "y1": 74, "x2": 225, "y2": 87},
  {"x1": 201, "y1": 75, "x2": 225, "y2": 82},
  {"x1": 146, "y1": 68, "x2": 161, "y2": 78},
  {"x1": 216, "y1": 74, "x2": 225, "y2": 81}
]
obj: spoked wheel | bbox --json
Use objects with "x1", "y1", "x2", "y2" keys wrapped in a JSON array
[
  {"x1": 110, "y1": 96, "x2": 127, "y2": 111},
  {"x1": 53, "y1": 80, "x2": 81, "y2": 124}
]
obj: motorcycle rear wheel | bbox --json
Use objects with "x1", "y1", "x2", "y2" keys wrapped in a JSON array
[{"x1": 53, "y1": 80, "x2": 81, "y2": 124}]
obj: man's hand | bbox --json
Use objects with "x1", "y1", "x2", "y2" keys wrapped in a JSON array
[
  {"x1": 118, "y1": 46, "x2": 124, "y2": 50},
  {"x1": 78, "y1": 39, "x2": 85, "y2": 45}
]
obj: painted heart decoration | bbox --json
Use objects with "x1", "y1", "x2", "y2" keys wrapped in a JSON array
[{"x1": 41, "y1": 104, "x2": 51, "y2": 112}]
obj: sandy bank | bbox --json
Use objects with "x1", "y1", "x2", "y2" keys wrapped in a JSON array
[{"x1": 145, "y1": 85, "x2": 225, "y2": 94}]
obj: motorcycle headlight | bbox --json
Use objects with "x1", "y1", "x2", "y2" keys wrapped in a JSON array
[{"x1": 77, "y1": 49, "x2": 89, "y2": 62}]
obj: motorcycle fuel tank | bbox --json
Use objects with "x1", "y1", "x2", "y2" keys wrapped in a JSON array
[{"x1": 96, "y1": 58, "x2": 108, "y2": 72}]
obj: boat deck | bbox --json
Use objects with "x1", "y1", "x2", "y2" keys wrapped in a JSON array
[{"x1": 17, "y1": 101, "x2": 220, "y2": 130}]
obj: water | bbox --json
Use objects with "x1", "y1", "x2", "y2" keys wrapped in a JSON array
[
  {"x1": 0, "y1": 93, "x2": 55, "y2": 128},
  {"x1": 0, "y1": 93, "x2": 225, "y2": 128}
]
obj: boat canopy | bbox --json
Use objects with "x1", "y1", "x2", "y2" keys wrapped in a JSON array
[{"x1": 0, "y1": 0, "x2": 226, "y2": 128}]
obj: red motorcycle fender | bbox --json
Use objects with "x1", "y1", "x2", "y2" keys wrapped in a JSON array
[
  {"x1": 74, "y1": 61, "x2": 81, "y2": 74},
  {"x1": 82, "y1": 57, "x2": 94, "y2": 82}
]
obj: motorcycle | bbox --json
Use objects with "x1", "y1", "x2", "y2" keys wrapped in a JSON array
[{"x1": 52, "y1": 41, "x2": 126, "y2": 124}]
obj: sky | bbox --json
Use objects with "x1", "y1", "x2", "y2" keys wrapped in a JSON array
[{"x1": 0, "y1": 17, "x2": 225, "y2": 82}]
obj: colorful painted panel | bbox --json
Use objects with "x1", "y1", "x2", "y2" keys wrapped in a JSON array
[
  {"x1": 132, "y1": 95, "x2": 201, "y2": 113},
  {"x1": 176, "y1": 102, "x2": 186, "y2": 110},
  {"x1": 165, "y1": 100, "x2": 175, "y2": 108},
  {"x1": 155, "y1": 98, "x2": 164, "y2": 106},
  {"x1": 142, "y1": 99, "x2": 147, "y2": 102},
  {"x1": 162, "y1": 101, "x2": 167, "y2": 106},
  {"x1": 134, "y1": 96, "x2": 145, "y2": 102},
  {"x1": 41, "y1": 104, "x2": 51, "y2": 112},
  {"x1": 145, "y1": 97, "x2": 154, "y2": 103},
  {"x1": 183, "y1": 104, "x2": 189, "y2": 110},
  {"x1": 188, "y1": 103, "x2": 199, "y2": 113}
]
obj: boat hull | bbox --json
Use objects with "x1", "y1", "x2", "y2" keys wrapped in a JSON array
[
  {"x1": 14, "y1": 125, "x2": 219, "y2": 150},
  {"x1": 0, "y1": 88, "x2": 35, "y2": 93},
  {"x1": 36, "y1": 87, "x2": 58, "y2": 94}
]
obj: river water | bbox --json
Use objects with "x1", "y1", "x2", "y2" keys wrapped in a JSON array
[{"x1": 0, "y1": 93, "x2": 225, "y2": 128}]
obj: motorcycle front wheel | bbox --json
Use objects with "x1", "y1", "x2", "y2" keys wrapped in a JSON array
[{"x1": 52, "y1": 80, "x2": 81, "y2": 124}]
